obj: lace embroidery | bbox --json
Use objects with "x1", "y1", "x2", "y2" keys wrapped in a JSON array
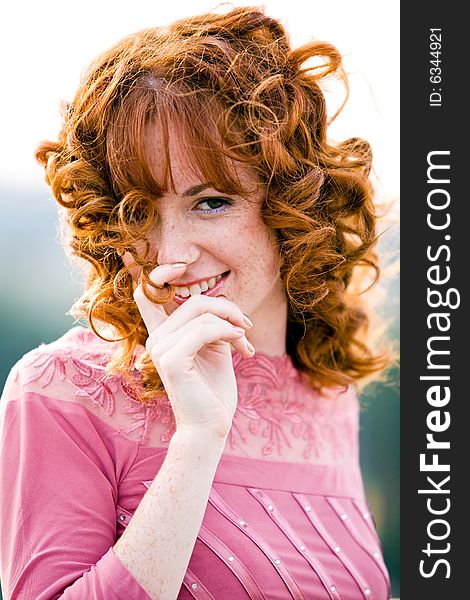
[
  {"x1": 23, "y1": 346, "x2": 116, "y2": 417},
  {"x1": 229, "y1": 353, "x2": 354, "y2": 459},
  {"x1": 72, "y1": 360, "x2": 118, "y2": 417},
  {"x1": 23, "y1": 351, "x2": 68, "y2": 388},
  {"x1": 120, "y1": 380, "x2": 176, "y2": 444},
  {"x1": 17, "y1": 328, "x2": 357, "y2": 458}
]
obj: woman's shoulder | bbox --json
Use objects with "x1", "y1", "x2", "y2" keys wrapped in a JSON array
[
  {"x1": 1, "y1": 327, "x2": 159, "y2": 442},
  {"x1": 4, "y1": 326, "x2": 112, "y2": 397},
  {"x1": 21, "y1": 325, "x2": 112, "y2": 363}
]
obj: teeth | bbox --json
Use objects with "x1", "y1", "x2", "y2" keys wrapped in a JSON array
[
  {"x1": 175, "y1": 273, "x2": 226, "y2": 297},
  {"x1": 189, "y1": 283, "x2": 202, "y2": 296}
]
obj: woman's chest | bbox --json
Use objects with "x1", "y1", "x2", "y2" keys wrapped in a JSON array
[{"x1": 115, "y1": 455, "x2": 390, "y2": 599}]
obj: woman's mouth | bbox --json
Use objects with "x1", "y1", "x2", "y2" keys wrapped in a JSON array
[{"x1": 173, "y1": 271, "x2": 230, "y2": 304}]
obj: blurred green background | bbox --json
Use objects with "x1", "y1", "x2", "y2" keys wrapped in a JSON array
[{"x1": 0, "y1": 183, "x2": 399, "y2": 598}]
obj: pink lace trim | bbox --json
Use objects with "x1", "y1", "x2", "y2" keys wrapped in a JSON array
[
  {"x1": 120, "y1": 380, "x2": 176, "y2": 444},
  {"x1": 229, "y1": 353, "x2": 355, "y2": 459},
  {"x1": 17, "y1": 328, "x2": 356, "y2": 459}
]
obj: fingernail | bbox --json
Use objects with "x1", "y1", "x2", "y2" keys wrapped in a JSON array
[
  {"x1": 243, "y1": 314, "x2": 253, "y2": 328},
  {"x1": 170, "y1": 262, "x2": 187, "y2": 268},
  {"x1": 246, "y1": 340, "x2": 255, "y2": 354},
  {"x1": 233, "y1": 326, "x2": 245, "y2": 335}
]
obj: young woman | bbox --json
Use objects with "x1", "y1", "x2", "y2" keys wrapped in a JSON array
[{"x1": 0, "y1": 7, "x2": 393, "y2": 599}]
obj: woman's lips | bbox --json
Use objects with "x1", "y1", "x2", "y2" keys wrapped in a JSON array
[{"x1": 173, "y1": 271, "x2": 230, "y2": 305}]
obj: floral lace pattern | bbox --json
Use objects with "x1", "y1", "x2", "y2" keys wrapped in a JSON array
[
  {"x1": 229, "y1": 352, "x2": 355, "y2": 460},
  {"x1": 120, "y1": 380, "x2": 176, "y2": 444},
  {"x1": 15, "y1": 327, "x2": 357, "y2": 460}
]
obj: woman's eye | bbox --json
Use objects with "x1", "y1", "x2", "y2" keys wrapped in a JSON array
[{"x1": 196, "y1": 197, "x2": 231, "y2": 214}]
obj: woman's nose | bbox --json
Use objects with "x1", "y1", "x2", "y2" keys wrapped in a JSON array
[{"x1": 154, "y1": 219, "x2": 199, "y2": 266}]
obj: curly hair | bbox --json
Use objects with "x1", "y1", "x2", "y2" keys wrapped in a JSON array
[{"x1": 36, "y1": 5, "x2": 393, "y2": 403}]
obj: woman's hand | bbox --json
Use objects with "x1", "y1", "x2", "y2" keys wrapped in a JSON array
[{"x1": 133, "y1": 263, "x2": 254, "y2": 439}]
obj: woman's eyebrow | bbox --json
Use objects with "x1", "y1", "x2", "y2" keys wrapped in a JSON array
[{"x1": 182, "y1": 184, "x2": 213, "y2": 197}]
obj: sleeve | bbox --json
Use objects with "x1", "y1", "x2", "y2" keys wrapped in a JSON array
[{"x1": 0, "y1": 361, "x2": 151, "y2": 600}]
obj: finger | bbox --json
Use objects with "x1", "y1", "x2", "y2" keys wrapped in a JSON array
[
  {"x1": 146, "y1": 312, "x2": 254, "y2": 358},
  {"x1": 228, "y1": 335, "x2": 256, "y2": 357},
  {"x1": 214, "y1": 293, "x2": 254, "y2": 346},
  {"x1": 148, "y1": 312, "x2": 250, "y2": 356},
  {"x1": 150, "y1": 292, "x2": 253, "y2": 340},
  {"x1": 151, "y1": 321, "x2": 254, "y2": 371},
  {"x1": 133, "y1": 263, "x2": 187, "y2": 333}
]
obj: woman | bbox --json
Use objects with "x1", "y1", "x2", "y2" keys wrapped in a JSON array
[{"x1": 0, "y1": 6, "x2": 393, "y2": 599}]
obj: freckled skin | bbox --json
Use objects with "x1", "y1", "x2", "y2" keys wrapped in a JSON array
[
  {"x1": 114, "y1": 431, "x2": 227, "y2": 599},
  {"x1": 124, "y1": 123, "x2": 288, "y2": 356}
]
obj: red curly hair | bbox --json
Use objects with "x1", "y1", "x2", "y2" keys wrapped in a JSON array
[{"x1": 36, "y1": 6, "x2": 392, "y2": 402}]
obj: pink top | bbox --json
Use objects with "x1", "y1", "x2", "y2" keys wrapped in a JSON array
[{"x1": 0, "y1": 327, "x2": 390, "y2": 599}]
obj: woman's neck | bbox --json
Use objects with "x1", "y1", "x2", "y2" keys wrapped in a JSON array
[{"x1": 245, "y1": 294, "x2": 288, "y2": 357}]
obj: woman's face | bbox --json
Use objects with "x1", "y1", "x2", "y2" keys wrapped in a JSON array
[{"x1": 124, "y1": 124, "x2": 288, "y2": 345}]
